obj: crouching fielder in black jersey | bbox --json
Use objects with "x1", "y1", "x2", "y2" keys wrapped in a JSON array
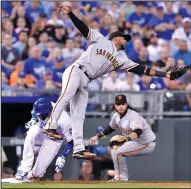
[{"x1": 89, "y1": 94, "x2": 156, "y2": 181}]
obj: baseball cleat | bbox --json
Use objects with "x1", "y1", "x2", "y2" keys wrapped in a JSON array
[
  {"x1": 43, "y1": 129, "x2": 63, "y2": 140},
  {"x1": 15, "y1": 170, "x2": 28, "y2": 180},
  {"x1": 72, "y1": 150, "x2": 96, "y2": 160}
]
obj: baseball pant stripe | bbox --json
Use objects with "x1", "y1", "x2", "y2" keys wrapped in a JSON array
[
  {"x1": 116, "y1": 143, "x2": 149, "y2": 180},
  {"x1": 48, "y1": 66, "x2": 75, "y2": 129}
]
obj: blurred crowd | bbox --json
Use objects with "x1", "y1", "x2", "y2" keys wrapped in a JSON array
[{"x1": 1, "y1": 1, "x2": 191, "y2": 103}]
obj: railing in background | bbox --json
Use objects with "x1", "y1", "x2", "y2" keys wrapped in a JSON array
[{"x1": 2, "y1": 90, "x2": 191, "y2": 119}]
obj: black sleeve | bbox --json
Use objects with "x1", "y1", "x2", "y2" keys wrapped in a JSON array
[
  {"x1": 97, "y1": 125, "x2": 115, "y2": 138},
  {"x1": 132, "y1": 129, "x2": 142, "y2": 137},
  {"x1": 129, "y1": 64, "x2": 166, "y2": 77},
  {"x1": 68, "y1": 12, "x2": 89, "y2": 39},
  {"x1": 128, "y1": 64, "x2": 146, "y2": 75}
]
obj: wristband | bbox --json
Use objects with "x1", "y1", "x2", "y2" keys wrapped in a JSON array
[
  {"x1": 127, "y1": 136, "x2": 132, "y2": 141},
  {"x1": 155, "y1": 70, "x2": 166, "y2": 77},
  {"x1": 97, "y1": 132, "x2": 105, "y2": 139}
]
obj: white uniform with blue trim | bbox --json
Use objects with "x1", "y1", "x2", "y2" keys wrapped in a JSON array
[{"x1": 17, "y1": 102, "x2": 72, "y2": 178}]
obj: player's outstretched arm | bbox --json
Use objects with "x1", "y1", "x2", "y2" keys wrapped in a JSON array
[
  {"x1": 89, "y1": 125, "x2": 115, "y2": 144},
  {"x1": 128, "y1": 64, "x2": 189, "y2": 80},
  {"x1": 55, "y1": 140, "x2": 73, "y2": 172},
  {"x1": 57, "y1": 5, "x2": 89, "y2": 39}
]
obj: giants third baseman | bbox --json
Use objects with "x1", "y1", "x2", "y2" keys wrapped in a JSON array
[
  {"x1": 44, "y1": 5, "x2": 188, "y2": 160},
  {"x1": 89, "y1": 94, "x2": 156, "y2": 181}
]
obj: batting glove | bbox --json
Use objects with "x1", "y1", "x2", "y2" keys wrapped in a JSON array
[
  {"x1": 25, "y1": 118, "x2": 37, "y2": 129},
  {"x1": 55, "y1": 156, "x2": 66, "y2": 172}
]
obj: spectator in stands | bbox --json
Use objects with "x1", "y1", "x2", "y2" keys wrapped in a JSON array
[
  {"x1": 11, "y1": 72, "x2": 28, "y2": 90},
  {"x1": 52, "y1": 25, "x2": 67, "y2": 46},
  {"x1": 23, "y1": 46, "x2": 48, "y2": 84},
  {"x1": 11, "y1": 72, "x2": 33, "y2": 96},
  {"x1": 1, "y1": 71, "x2": 11, "y2": 96},
  {"x1": 147, "y1": 32, "x2": 164, "y2": 62},
  {"x1": 108, "y1": 3, "x2": 120, "y2": 22},
  {"x1": 172, "y1": 17, "x2": 191, "y2": 51},
  {"x1": 136, "y1": 46, "x2": 151, "y2": 66},
  {"x1": 107, "y1": 24, "x2": 118, "y2": 38},
  {"x1": 3, "y1": 20, "x2": 17, "y2": 43},
  {"x1": 163, "y1": 56, "x2": 175, "y2": 71},
  {"x1": 158, "y1": 47, "x2": 170, "y2": 67},
  {"x1": 22, "y1": 37, "x2": 37, "y2": 60},
  {"x1": 102, "y1": 71, "x2": 122, "y2": 91},
  {"x1": 38, "y1": 32, "x2": 49, "y2": 52},
  {"x1": 47, "y1": 9, "x2": 64, "y2": 26},
  {"x1": 121, "y1": 1, "x2": 135, "y2": 20},
  {"x1": 100, "y1": 14, "x2": 113, "y2": 36},
  {"x1": 2, "y1": 167, "x2": 14, "y2": 179},
  {"x1": 13, "y1": 30, "x2": 28, "y2": 56},
  {"x1": 52, "y1": 172, "x2": 63, "y2": 181},
  {"x1": 52, "y1": 56, "x2": 66, "y2": 89},
  {"x1": 178, "y1": 2, "x2": 191, "y2": 18},
  {"x1": 25, "y1": 1, "x2": 45, "y2": 24},
  {"x1": 137, "y1": 74, "x2": 166, "y2": 91},
  {"x1": 45, "y1": 40, "x2": 62, "y2": 67},
  {"x1": 173, "y1": 12, "x2": 183, "y2": 28},
  {"x1": 117, "y1": 72, "x2": 140, "y2": 92},
  {"x1": 126, "y1": 1, "x2": 148, "y2": 31},
  {"x1": 2, "y1": 34, "x2": 20, "y2": 75},
  {"x1": 127, "y1": 38, "x2": 143, "y2": 61},
  {"x1": 10, "y1": 5, "x2": 31, "y2": 29},
  {"x1": 78, "y1": 160, "x2": 94, "y2": 181},
  {"x1": 14, "y1": 17, "x2": 28, "y2": 35},
  {"x1": 35, "y1": 68, "x2": 52, "y2": 90},
  {"x1": 62, "y1": 38, "x2": 84, "y2": 68},
  {"x1": 149, "y1": 5, "x2": 176, "y2": 40},
  {"x1": 30, "y1": 13, "x2": 47, "y2": 40},
  {"x1": 174, "y1": 40, "x2": 191, "y2": 67},
  {"x1": 92, "y1": 6, "x2": 104, "y2": 23},
  {"x1": 10, "y1": 60, "x2": 24, "y2": 87},
  {"x1": 44, "y1": 80, "x2": 55, "y2": 91},
  {"x1": 165, "y1": 2, "x2": 175, "y2": 21},
  {"x1": 90, "y1": 20, "x2": 100, "y2": 31}
]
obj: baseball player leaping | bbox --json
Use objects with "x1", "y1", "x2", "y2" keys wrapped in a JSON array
[
  {"x1": 89, "y1": 94, "x2": 156, "y2": 181},
  {"x1": 44, "y1": 5, "x2": 188, "y2": 160},
  {"x1": 15, "y1": 98, "x2": 73, "y2": 181}
]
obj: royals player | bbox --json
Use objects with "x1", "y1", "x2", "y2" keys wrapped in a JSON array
[
  {"x1": 44, "y1": 5, "x2": 173, "y2": 160},
  {"x1": 89, "y1": 94, "x2": 156, "y2": 181},
  {"x1": 15, "y1": 98, "x2": 73, "y2": 180}
]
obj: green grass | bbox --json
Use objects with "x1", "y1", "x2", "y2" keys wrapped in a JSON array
[{"x1": 2, "y1": 181, "x2": 191, "y2": 188}]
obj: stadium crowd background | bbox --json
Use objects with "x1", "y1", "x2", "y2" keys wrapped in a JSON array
[
  {"x1": 1, "y1": 1, "x2": 191, "y2": 181},
  {"x1": 1, "y1": 1, "x2": 191, "y2": 97}
]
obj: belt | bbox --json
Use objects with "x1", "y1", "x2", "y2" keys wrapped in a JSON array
[{"x1": 75, "y1": 64, "x2": 91, "y2": 81}]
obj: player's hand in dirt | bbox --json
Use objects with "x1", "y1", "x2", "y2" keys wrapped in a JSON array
[
  {"x1": 89, "y1": 136, "x2": 98, "y2": 145},
  {"x1": 57, "y1": 5, "x2": 71, "y2": 14}
]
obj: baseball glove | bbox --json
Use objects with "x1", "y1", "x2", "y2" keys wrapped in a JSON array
[
  {"x1": 169, "y1": 66, "x2": 189, "y2": 80},
  {"x1": 110, "y1": 135, "x2": 127, "y2": 150}
]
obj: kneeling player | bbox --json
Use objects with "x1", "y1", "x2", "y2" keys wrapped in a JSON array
[
  {"x1": 15, "y1": 98, "x2": 73, "y2": 180},
  {"x1": 89, "y1": 94, "x2": 156, "y2": 181}
]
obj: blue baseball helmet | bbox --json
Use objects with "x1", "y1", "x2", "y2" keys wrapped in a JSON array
[
  {"x1": 96, "y1": 125, "x2": 106, "y2": 134},
  {"x1": 31, "y1": 98, "x2": 53, "y2": 116}
]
